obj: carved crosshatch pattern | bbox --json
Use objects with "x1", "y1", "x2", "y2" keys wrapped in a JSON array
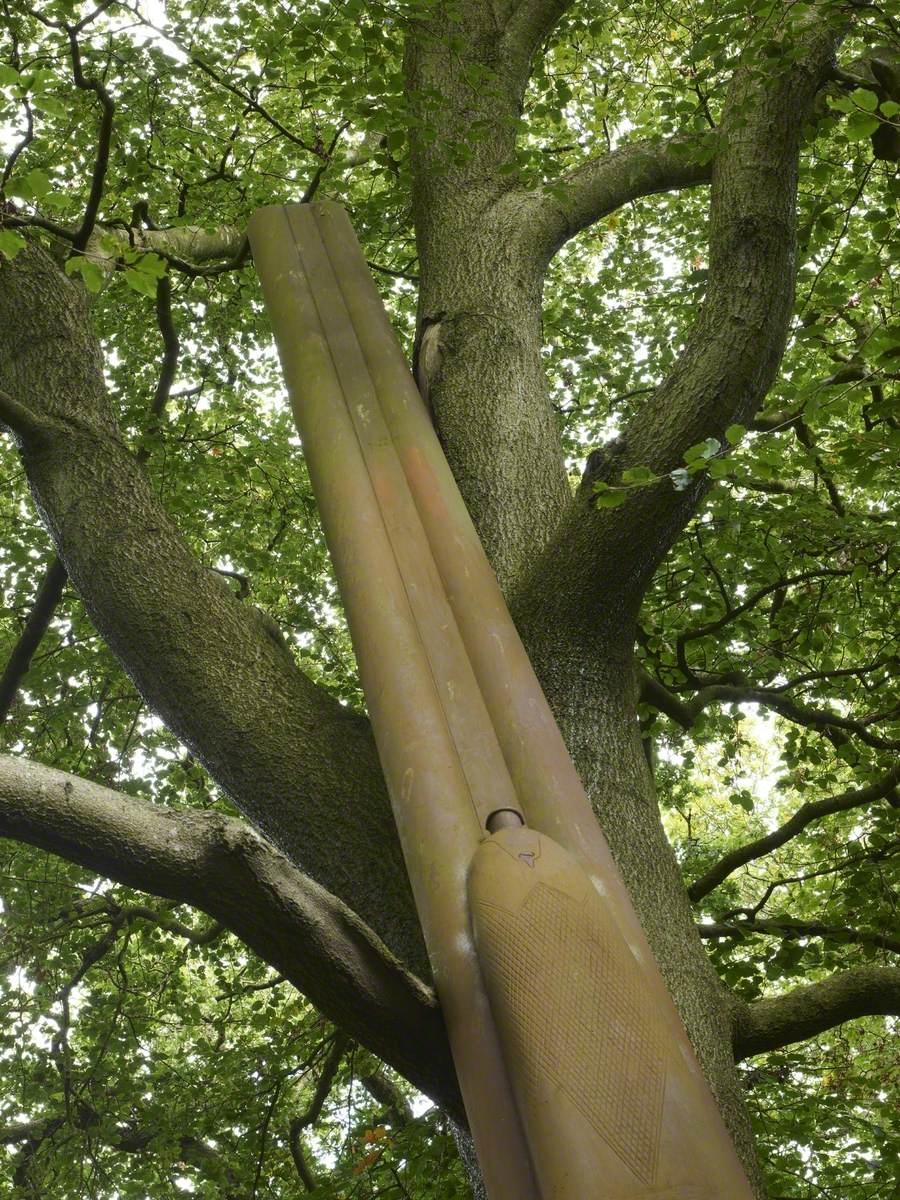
[{"x1": 476, "y1": 882, "x2": 667, "y2": 1185}]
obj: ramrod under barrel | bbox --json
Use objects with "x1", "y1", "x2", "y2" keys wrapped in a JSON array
[{"x1": 248, "y1": 201, "x2": 756, "y2": 1200}]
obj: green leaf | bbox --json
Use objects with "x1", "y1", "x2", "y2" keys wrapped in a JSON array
[
  {"x1": 23, "y1": 168, "x2": 50, "y2": 197},
  {"x1": 708, "y1": 457, "x2": 732, "y2": 479},
  {"x1": 851, "y1": 88, "x2": 880, "y2": 114},
  {"x1": 669, "y1": 468, "x2": 691, "y2": 491},
  {"x1": 725, "y1": 423, "x2": 746, "y2": 445},
  {"x1": 64, "y1": 255, "x2": 105, "y2": 293},
  {"x1": 35, "y1": 94, "x2": 67, "y2": 117},
  {"x1": 0, "y1": 228, "x2": 27, "y2": 259},
  {"x1": 845, "y1": 111, "x2": 880, "y2": 140},
  {"x1": 124, "y1": 268, "x2": 160, "y2": 296},
  {"x1": 7, "y1": 168, "x2": 52, "y2": 202},
  {"x1": 594, "y1": 489, "x2": 626, "y2": 508},
  {"x1": 684, "y1": 437, "x2": 720, "y2": 463},
  {"x1": 0, "y1": 65, "x2": 19, "y2": 87},
  {"x1": 620, "y1": 464, "x2": 656, "y2": 484}
]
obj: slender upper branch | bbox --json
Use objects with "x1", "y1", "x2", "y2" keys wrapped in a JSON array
[
  {"x1": 149, "y1": 275, "x2": 179, "y2": 422},
  {"x1": 675, "y1": 564, "x2": 866, "y2": 671},
  {"x1": 688, "y1": 765, "x2": 900, "y2": 901},
  {"x1": 191, "y1": 55, "x2": 325, "y2": 158},
  {"x1": 288, "y1": 1033, "x2": 350, "y2": 1190},
  {"x1": 0, "y1": 753, "x2": 458, "y2": 1116},
  {"x1": 732, "y1": 965, "x2": 900, "y2": 1060},
  {"x1": 66, "y1": 24, "x2": 115, "y2": 253},
  {"x1": 639, "y1": 667, "x2": 900, "y2": 751},
  {"x1": 0, "y1": 557, "x2": 67, "y2": 723}
]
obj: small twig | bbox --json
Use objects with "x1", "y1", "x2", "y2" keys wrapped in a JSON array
[
  {"x1": 192, "y1": 56, "x2": 324, "y2": 158},
  {"x1": 300, "y1": 119, "x2": 351, "y2": 203},
  {"x1": 367, "y1": 259, "x2": 420, "y2": 283}
]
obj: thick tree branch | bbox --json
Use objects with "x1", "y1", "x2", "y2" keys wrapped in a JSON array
[
  {"x1": 732, "y1": 966, "x2": 900, "y2": 1060},
  {"x1": 0, "y1": 753, "x2": 458, "y2": 1116},
  {"x1": 78, "y1": 221, "x2": 247, "y2": 279},
  {"x1": 698, "y1": 917, "x2": 900, "y2": 955},
  {"x1": 0, "y1": 239, "x2": 424, "y2": 977},
  {"x1": 515, "y1": 9, "x2": 848, "y2": 636},
  {"x1": 688, "y1": 765, "x2": 900, "y2": 901},
  {"x1": 532, "y1": 134, "x2": 714, "y2": 258},
  {"x1": 0, "y1": 386, "x2": 55, "y2": 442},
  {"x1": 0, "y1": 556, "x2": 67, "y2": 724},
  {"x1": 500, "y1": 1, "x2": 571, "y2": 71},
  {"x1": 361, "y1": 1068, "x2": 414, "y2": 1128},
  {"x1": 11, "y1": 215, "x2": 245, "y2": 284}
]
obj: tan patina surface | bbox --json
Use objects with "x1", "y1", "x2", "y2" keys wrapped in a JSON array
[{"x1": 249, "y1": 200, "x2": 756, "y2": 1200}]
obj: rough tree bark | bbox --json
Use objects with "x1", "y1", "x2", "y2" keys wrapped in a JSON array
[{"x1": 0, "y1": 3, "x2": 887, "y2": 1198}]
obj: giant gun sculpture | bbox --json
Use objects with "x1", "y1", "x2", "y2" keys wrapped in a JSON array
[{"x1": 248, "y1": 201, "x2": 756, "y2": 1200}]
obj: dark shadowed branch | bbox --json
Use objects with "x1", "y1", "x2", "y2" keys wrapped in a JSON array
[
  {"x1": 638, "y1": 666, "x2": 900, "y2": 751},
  {"x1": 0, "y1": 557, "x2": 67, "y2": 724},
  {"x1": 27, "y1": 1, "x2": 118, "y2": 252},
  {"x1": 688, "y1": 765, "x2": 900, "y2": 901},
  {"x1": 288, "y1": 1033, "x2": 350, "y2": 1191},
  {"x1": 698, "y1": 916, "x2": 900, "y2": 955},
  {"x1": 361, "y1": 1067, "x2": 415, "y2": 1128},
  {"x1": 150, "y1": 274, "x2": 179, "y2": 421}
]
